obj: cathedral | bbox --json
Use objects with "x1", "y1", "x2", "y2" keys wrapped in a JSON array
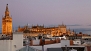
[
  {"x1": 17, "y1": 24, "x2": 75, "y2": 37},
  {"x1": 2, "y1": 4, "x2": 13, "y2": 35}
]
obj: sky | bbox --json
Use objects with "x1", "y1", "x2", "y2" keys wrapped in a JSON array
[{"x1": 0, "y1": 0, "x2": 91, "y2": 28}]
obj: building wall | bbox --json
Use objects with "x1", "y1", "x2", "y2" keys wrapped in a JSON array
[
  {"x1": 60, "y1": 28, "x2": 66, "y2": 34},
  {"x1": 33, "y1": 40, "x2": 40, "y2": 45},
  {"x1": 61, "y1": 40, "x2": 70, "y2": 47},
  {"x1": 82, "y1": 36, "x2": 91, "y2": 39},
  {"x1": 0, "y1": 40, "x2": 13, "y2": 51},
  {"x1": 12, "y1": 32, "x2": 23, "y2": 51},
  {"x1": 86, "y1": 46, "x2": 91, "y2": 51},
  {"x1": 0, "y1": 32, "x2": 24, "y2": 51},
  {"x1": 43, "y1": 40, "x2": 70, "y2": 51},
  {"x1": 31, "y1": 46, "x2": 42, "y2": 51},
  {"x1": 17, "y1": 24, "x2": 70, "y2": 37},
  {"x1": 44, "y1": 43, "x2": 62, "y2": 51},
  {"x1": 73, "y1": 40, "x2": 81, "y2": 45},
  {"x1": 24, "y1": 33, "x2": 39, "y2": 37},
  {"x1": 2, "y1": 17, "x2": 12, "y2": 34}
]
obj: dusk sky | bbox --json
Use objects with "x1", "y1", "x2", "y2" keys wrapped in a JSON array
[{"x1": 0, "y1": 0, "x2": 91, "y2": 27}]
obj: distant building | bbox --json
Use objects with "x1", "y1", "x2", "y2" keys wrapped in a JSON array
[
  {"x1": 67, "y1": 36, "x2": 82, "y2": 40},
  {"x1": 2, "y1": 4, "x2": 12, "y2": 35},
  {"x1": 17, "y1": 24, "x2": 75, "y2": 37}
]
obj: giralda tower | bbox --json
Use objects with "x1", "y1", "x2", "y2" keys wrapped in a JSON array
[{"x1": 2, "y1": 4, "x2": 12, "y2": 35}]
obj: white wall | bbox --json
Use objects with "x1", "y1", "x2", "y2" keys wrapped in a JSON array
[
  {"x1": 44, "y1": 43, "x2": 62, "y2": 51},
  {"x1": 31, "y1": 46, "x2": 42, "y2": 50},
  {"x1": 33, "y1": 40, "x2": 40, "y2": 45},
  {"x1": 73, "y1": 41, "x2": 81, "y2": 45},
  {"x1": 12, "y1": 32, "x2": 23, "y2": 51},
  {"x1": 0, "y1": 32, "x2": 24, "y2": 51},
  {"x1": 0, "y1": 40, "x2": 13, "y2": 51},
  {"x1": 61, "y1": 40, "x2": 70, "y2": 47}
]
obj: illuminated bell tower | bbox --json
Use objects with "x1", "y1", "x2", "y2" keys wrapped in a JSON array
[{"x1": 2, "y1": 4, "x2": 12, "y2": 35}]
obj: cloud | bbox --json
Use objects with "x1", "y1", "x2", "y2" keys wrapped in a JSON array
[{"x1": 66, "y1": 24, "x2": 82, "y2": 26}]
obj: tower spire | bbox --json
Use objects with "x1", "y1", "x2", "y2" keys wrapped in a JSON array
[
  {"x1": 2, "y1": 4, "x2": 12, "y2": 35},
  {"x1": 5, "y1": 4, "x2": 9, "y2": 16},
  {"x1": 6, "y1": 4, "x2": 9, "y2": 11}
]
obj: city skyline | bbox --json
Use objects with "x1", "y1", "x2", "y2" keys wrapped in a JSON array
[{"x1": 0, "y1": 0, "x2": 91, "y2": 27}]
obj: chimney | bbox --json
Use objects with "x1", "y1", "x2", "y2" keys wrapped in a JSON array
[
  {"x1": 30, "y1": 40, "x2": 33, "y2": 46},
  {"x1": 70, "y1": 40, "x2": 73, "y2": 45}
]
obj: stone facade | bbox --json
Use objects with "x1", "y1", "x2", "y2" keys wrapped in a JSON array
[{"x1": 17, "y1": 24, "x2": 75, "y2": 37}]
